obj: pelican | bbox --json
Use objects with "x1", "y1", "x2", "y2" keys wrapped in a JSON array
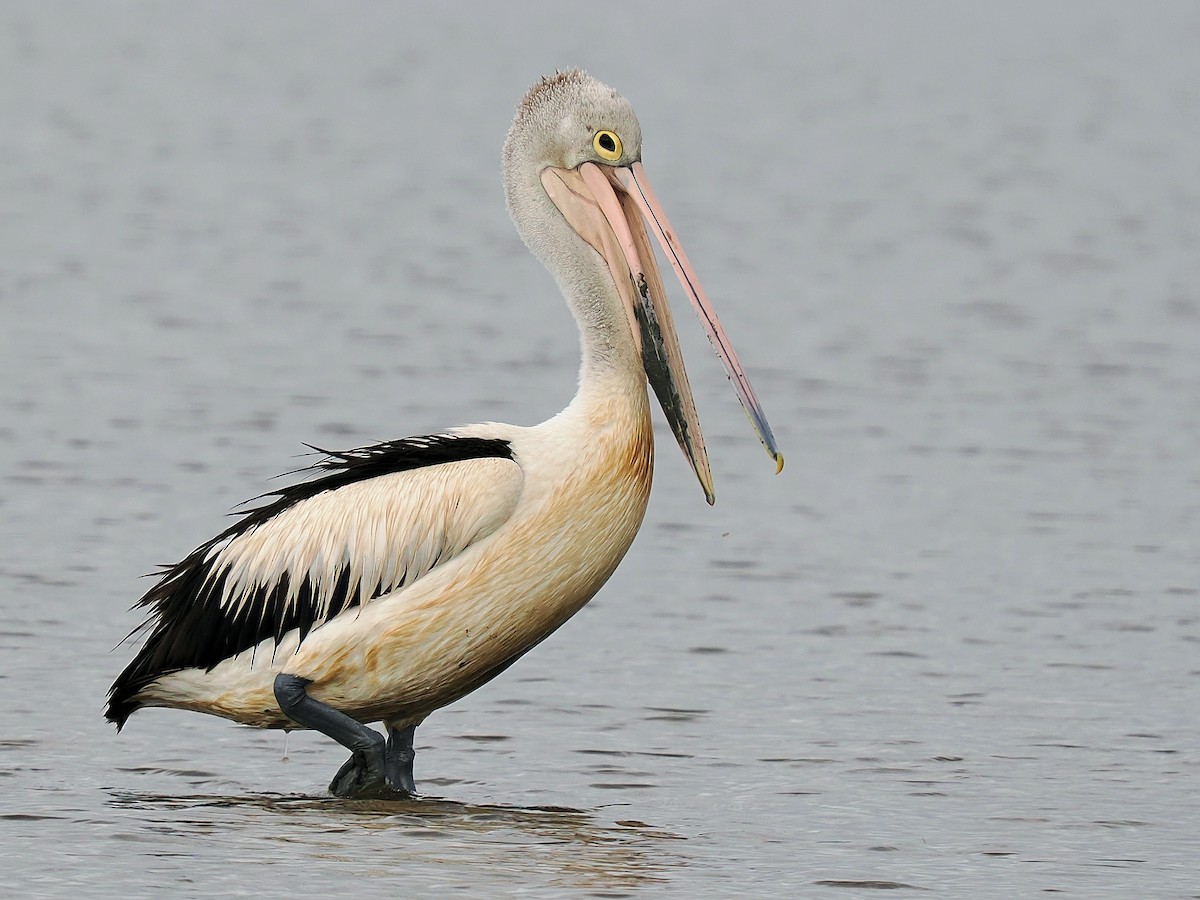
[{"x1": 106, "y1": 70, "x2": 782, "y2": 799}]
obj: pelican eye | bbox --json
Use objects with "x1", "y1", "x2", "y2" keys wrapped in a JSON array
[{"x1": 592, "y1": 130, "x2": 622, "y2": 161}]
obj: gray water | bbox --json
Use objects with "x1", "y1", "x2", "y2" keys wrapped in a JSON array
[{"x1": 2, "y1": 2, "x2": 1198, "y2": 896}]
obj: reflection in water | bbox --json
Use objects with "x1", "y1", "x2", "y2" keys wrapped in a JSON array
[{"x1": 105, "y1": 790, "x2": 684, "y2": 890}]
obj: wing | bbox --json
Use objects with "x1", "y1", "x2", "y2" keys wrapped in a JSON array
[{"x1": 106, "y1": 434, "x2": 521, "y2": 726}]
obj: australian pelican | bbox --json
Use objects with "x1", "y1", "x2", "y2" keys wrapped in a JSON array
[{"x1": 107, "y1": 70, "x2": 782, "y2": 799}]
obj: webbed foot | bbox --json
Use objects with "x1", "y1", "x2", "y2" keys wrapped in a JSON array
[
  {"x1": 328, "y1": 734, "x2": 389, "y2": 798},
  {"x1": 328, "y1": 725, "x2": 417, "y2": 799}
]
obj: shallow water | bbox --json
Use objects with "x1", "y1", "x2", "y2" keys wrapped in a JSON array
[{"x1": 2, "y1": 1, "x2": 1198, "y2": 896}]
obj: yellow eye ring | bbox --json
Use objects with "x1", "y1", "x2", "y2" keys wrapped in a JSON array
[{"x1": 592, "y1": 130, "x2": 622, "y2": 161}]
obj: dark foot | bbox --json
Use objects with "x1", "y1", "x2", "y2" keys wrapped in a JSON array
[
  {"x1": 327, "y1": 723, "x2": 419, "y2": 798},
  {"x1": 328, "y1": 733, "x2": 388, "y2": 798}
]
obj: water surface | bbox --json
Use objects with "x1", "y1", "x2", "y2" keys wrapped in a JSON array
[{"x1": 2, "y1": 2, "x2": 1198, "y2": 896}]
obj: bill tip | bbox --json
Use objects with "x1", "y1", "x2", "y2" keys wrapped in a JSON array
[{"x1": 774, "y1": 452, "x2": 785, "y2": 474}]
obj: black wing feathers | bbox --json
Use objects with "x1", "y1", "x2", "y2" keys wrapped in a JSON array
[{"x1": 105, "y1": 435, "x2": 513, "y2": 728}]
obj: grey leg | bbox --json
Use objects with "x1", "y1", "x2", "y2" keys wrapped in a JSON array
[
  {"x1": 273, "y1": 673, "x2": 390, "y2": 798},
  {"x1": 384, "y1": 723, "x2": 418, "y2": 795}
]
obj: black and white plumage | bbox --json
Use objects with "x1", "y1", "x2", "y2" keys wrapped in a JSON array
[
  {"x1": 107, "y1": 435, "x2": 514, "y2": 728},
  {"x1": 107, "y1": 70, "x2": 780, "y2": 799}
]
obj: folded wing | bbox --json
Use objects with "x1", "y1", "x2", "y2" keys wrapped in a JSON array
[{"x1": 106, "y1": 434, "x2": 522, "y2": 726}]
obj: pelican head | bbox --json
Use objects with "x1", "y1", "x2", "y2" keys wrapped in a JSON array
[{"x1": 504, "y1": 70, "x2": 782, "y2": 504}]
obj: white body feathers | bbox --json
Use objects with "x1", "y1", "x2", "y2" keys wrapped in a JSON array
[{"x1": 137, "y1": 382, "x2": 653, "y2": 730}]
